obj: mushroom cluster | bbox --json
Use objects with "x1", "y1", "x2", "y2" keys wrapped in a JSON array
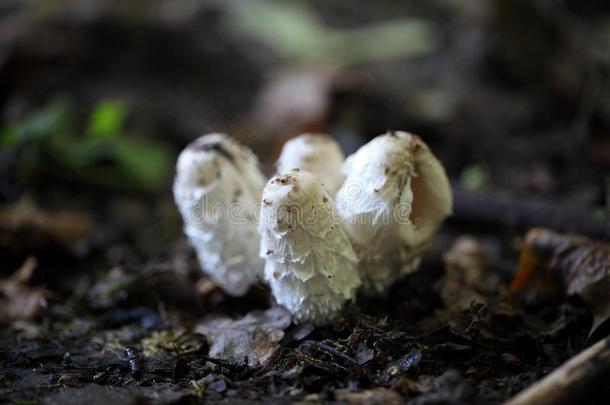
[{"x1": 174, "y1": 132, "x2": 452, "y2": 324}]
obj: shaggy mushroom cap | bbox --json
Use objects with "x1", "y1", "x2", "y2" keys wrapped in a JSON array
[
  {"x1": 259, "y1": 169, "x2": 361, "y2": 325},
  {"x1": 336, "y1": 131, "x2": 452, "y2": 294},
  {"x1": 276, "y1": 133, "x2": 345, "y2": 195},
  {"x1": 173, "y1": 133, "x2": 266, "y2": 296}
]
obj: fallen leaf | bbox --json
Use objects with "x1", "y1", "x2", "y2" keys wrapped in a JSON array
[
  {"x1": 0, "y1": 257, "x2": 49, "y2": 323},
  {"x1": 440, "y1": 236, "x2": 501, "y2": 311},
  {"x1": 511, "y1": 228, "x2": 610, "y2": 336},
  {"x1": 0, "y1": 199, "x2": 92, "y2": 253},
  {"x1": 142, "y1": 330, "x2": 208, "y2": 357},
  {"x1": 196, "y1": 307, "x2": 292, "y2": 367}
]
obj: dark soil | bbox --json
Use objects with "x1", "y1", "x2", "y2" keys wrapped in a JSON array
[{"x1": 1, "y1": 1, "x2": 609, "y2": 404}]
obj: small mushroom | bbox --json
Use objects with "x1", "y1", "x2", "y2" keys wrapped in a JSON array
[
  {"x1": 259, "y1": 169, "x2": 361, "y2": 325},
  {"x1": 336, "y1": 131, "x2": 452, "y2": 294},
  {"x1": 276, "y1": 133, "x2": 345, "y2": 195},
  {"x1": 173, "y1": 133, "x2": 266, "y2": 296}
]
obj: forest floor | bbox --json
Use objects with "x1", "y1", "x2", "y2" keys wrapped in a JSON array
[{"x1": 1, "y1": 1, "x2": 609, "y2": 404}]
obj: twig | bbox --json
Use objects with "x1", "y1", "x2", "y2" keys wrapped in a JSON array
[
  {"x1": 506, "y1": 337, "x2": 610, "y2": 405},
  {"x1": 308, "y1": 341, "x2": 357, "y2": 366},
  {"x1": 451, "y1": 185, "x2": 610, "y2": 240}
]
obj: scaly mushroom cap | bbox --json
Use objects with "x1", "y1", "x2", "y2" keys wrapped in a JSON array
[
  {"x1": 173, "y1": 133, "x2": 266, "y2": 296},
  {"x1": 276, "y1": 133, "x2": 345, "y2": 195},
  {"x1": 259, "y1": 169, "x2": 361, "y2": 325},
  {"x1": 336, "y1": 131, "x2": 452, "y2": 294}
]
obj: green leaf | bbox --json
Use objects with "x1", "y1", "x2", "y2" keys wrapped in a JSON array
[
  {"x1": 47, "y1": 136, "x2": 112, "y2": 168},
  {"x1": 48, "y1": 134, "x2": 173, "y2": 191},
  {"x1": 227, "y1": 0, "x2": 436, "y2": 65},
  {"x1": 0, "y1": 124, "x2": 18, "y2": 146},
  {"x1": 87, "y1": 100, "x2": 129, "y2": 139},
  {"x1": 0, "y1": 97, "x2": 71, "y2": 147},
  {"x1": 228, "y1": 1, "x2": 326, "y2": 62},
  {"x1": 1, "y1": 97, "x2": 172, "y2": 192},
  {"x1": 111, "y1": 137, "x2": 174, "y2": 191},
  {"x1": 592, "y1": 206, "x2": 609, "y2": 224},
  {"x1": 332, "y1": 20, "x2": 437, "y2": 65}
]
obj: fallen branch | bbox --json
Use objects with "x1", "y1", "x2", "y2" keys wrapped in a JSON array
[
  {"x1": 506, "y1": 337, "x2": 610, "y2": 405},
  {"x1": 451, "y1": 185, "x2": 610, "y2": 240}
]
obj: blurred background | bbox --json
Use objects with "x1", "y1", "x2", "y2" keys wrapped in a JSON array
[{"x1": 0, "y1": 0, "x2": 609, "y2": 312}]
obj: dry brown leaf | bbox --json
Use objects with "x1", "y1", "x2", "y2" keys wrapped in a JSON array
[
  {"x1": 195, "y1": 307, "x2": 292, "y2": 367},
  {"x1": 0, "y1": 257, "x2": 49, "y2": 323},
  {"x1": 0, "y1": 199, "x2": 92, "y2": 251},
  {"x1": 510, "y1": 228, "x2": 610, "y2": 335},
  {"x1": 440, "y1": 236, "x2": 501, "y2": 311}
]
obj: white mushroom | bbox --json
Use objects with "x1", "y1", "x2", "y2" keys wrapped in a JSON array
[
  {"x1": 276, "y1": 133, "x2": 345, "y2": 195},
  {"x1": 259, "y1": 169, "x2": 361, "y2": 325},
  {"x1": 336, "y1": 131, "x2": 452, "y2": 294},
  {"x1": 173, "y1": 133, "x2": 266, "y2": 296}
]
